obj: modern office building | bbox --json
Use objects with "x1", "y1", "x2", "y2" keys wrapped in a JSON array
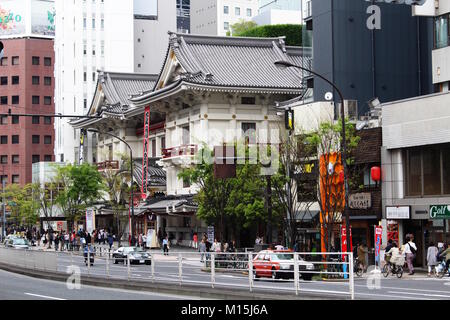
[
  {"x1": 0, "y1": 0, "x2": 55, "y2": 186},
  {"x1": 54, "y1": 0, "x2": 176, "y2": 165},
  {"x1": 177, "y1": 0, "x2": 191, "y2": 33},
  {"x1": 190, "y1": 0, "x2": 259, "y2": 36},
  {"x1": 302, "y1": 0, "x2": 434, "y2": 117},
  {"x1": 381, "y1": 0, "x2": 450, "y2": 268}
]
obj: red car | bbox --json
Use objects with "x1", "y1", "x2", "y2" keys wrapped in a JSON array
[{"x1": 252, "y1": 250, "x2": 315, "y2": 281}]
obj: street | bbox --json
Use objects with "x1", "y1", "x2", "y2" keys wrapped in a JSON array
[{"x1": 0, "y1": 268, "x2": 201, "y2": 300}]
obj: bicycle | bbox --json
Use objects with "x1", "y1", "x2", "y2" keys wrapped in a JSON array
[
  {"x1": 354, "y1": 257, "x2": 364, "y2": 277},
  {"x1": 382, "y1": 260, "x2": 403, "y2": 278},
  {"x1": 435, "y1": 260, "x2": 450, "y2": 278}
]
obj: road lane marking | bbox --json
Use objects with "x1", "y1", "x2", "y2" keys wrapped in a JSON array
[
  {"x1": 24, "y1": 293, "x2": 66, "y2": 300},
  {"x1": 355, "y1": 292, "x2": 432, "y2": 300},
  {"x1": 387, "y1": 291, "x2": 450, "y2": 299}
]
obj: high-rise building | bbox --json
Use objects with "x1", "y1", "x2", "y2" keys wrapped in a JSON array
[
  {"x1": 177, "y1": 0, "x2": 191, "y2": 33},
  {"x1": 0, "y1": 0, "x2": 56, "y2": 186},
  {"x1": 190, "y1": 0, "x2": 259, "y2": 36},
  {"x1": 253, "y1": 0, "x2": 302, "y2": 26},
  {"x1": 54, "y1": 0, "x2": 176, "y2": 164}
]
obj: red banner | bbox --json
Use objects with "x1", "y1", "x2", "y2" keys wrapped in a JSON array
[
  {"x1": 375, "y1": 226, "x2": 383, "y2": 265},
  {"x1": 141, "y1": 106, "x2": 151, "y2": 196},
  {"x1": 341, "y1": 226, "x2": 353, "y2": 261}
]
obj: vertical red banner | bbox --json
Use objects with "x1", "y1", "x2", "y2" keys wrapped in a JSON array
[
  {"x1": 341, "y1": 226, "x2": 347, "y2": 261},
  {"x1": 142, "y1": 106, "x2": 151, "y2": 197},
  {"x1": 375, "y1": 226, "x2": 383, "y2": 266}
]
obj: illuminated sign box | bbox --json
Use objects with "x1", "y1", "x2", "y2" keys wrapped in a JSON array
[{"x1": 0, "y1": 0, "x2": 55, "y2": 38}]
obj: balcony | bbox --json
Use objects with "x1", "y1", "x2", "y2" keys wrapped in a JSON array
[
  {"x1": 160, "y1": 145, "x2": 198, "y2": 167},
  {"x1": 96, "y1": 160, "x2": 119, "y2": 171}
]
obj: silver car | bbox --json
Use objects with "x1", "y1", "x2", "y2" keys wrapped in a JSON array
[
  {"x1": 113, "y1": 247, "x2": 152, "y2": 265},
  {"x1": 5, "y1": 237, "x2": 31, "y2": 250}
]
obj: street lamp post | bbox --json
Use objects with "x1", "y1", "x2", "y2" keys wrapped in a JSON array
[
  {"x1": 274, "y1": 60, "x2": 351, "y2": 257},
  {"x1": 87, "y1": 129, "x2": 135, "y2": 246}
]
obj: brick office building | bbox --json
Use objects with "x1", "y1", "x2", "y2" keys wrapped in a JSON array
[{"x1": 0, "y1": 38, "x2": 55, "y2": 185}]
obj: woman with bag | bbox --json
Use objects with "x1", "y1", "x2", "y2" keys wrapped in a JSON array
[{"x1": 404, "y1": 235, "x2": 417, "y2": 275}]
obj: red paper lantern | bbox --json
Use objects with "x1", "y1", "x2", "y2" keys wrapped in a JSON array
[{"x1": 371, "y1": 166, "x2": 381, "y2": 182}]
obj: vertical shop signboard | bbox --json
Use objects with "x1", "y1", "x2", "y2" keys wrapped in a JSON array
[
  {"x1": 375, "y1": 226, "x2": 383, "y2": 268},
  {"x1": 141, "y1": 106, "x2": 151, "y2": 197}
]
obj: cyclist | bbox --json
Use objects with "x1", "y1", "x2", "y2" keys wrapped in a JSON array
[{"x1": 385, "y1": 242, "x2": 403, "y2": 271}]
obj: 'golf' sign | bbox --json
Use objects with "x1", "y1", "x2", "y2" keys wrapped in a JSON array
[{"x1": 430, "y1": 205, "x2": 450, "y2": 219}]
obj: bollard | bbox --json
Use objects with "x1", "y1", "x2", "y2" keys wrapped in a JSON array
[
  {"x1": 349, "y1": 252, "x2": 355, "y2": 300},
  {"x1": 151, "y1": 254, "x2": 155, "y2": 282},
  {"x1": 87, "y1": 251, "x2": 91, "y2": 277},
  {"x1": 178, "y1": 253, "x2": 183, "y2": 286},
  {"x1": 106, "y1": 253, "x2": 110, "y2": 278},
  {"x1": 127, "y1": 256, "x2": 131, "y2": 281},
  {"x1": 294, "y1": 253, "x2": 299, "y2": 295},
  {"x1": 211, "y1": 253, "x2": 215, "y2": 288},
  {"x1": 248, "y1": 253, "x2": 253, "y2": 292}
]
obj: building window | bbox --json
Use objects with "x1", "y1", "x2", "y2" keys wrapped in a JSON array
[
  {"x1": 44, "y1": 96, "x2": 52, "y2": 105},
  {"x1": 1, "y1": 77, "x2": 7, "y2": 85},
  {"x1": 405, "y1": 144, "x2": 450, "y2": 196},
  {"x1": 235, "y1": 7, "x2": 240, "y2": 16},
  {"x1": 83, "y1": 72, "x2": 87, "y2": 82},
  {"x1": 44, "y1": 116, "x2": 52, "y2": 124},
  {"x1": 12, "y1": 56, "x2": 19, "y2": 65},
  {"x1": 151, "y1": 139, "x2": 156, "y2": 158},
  {"x1": 12, "y1": 76, "x2": 19, "y2": 85},
  {"x1": 32, "y1": 76, "x2": 40, "y2": 85},
  {"x1": 12, "y1": 116, "x2": 19, "y2": 124},
  {"x1": 161, "y1": 136, "x2": 166, "y2": 150},
  {"x1": 1, "y1": 96, "x2": 7, "y2": 105},
  {"x1": 32, "y1": 56, "x2": 40, "y2": 65},
  {"x1": 32, "y1": 155, "x2": 40, "y2": 163},
  {"x1": 32, "y1": 116, "x2": 40, "y2": 124},
  {"x1": 247, "y1": 8, "x2": 252, "y2": 17},
  {"x1": 434, "y1": 14, "x2": 450, "y2": 49},
  {"x1": 32, "y1": 135, "x2": 40, "y2": 144},
  {"x1": 0, "y1": 116, "x2": 7, "y2": 125},
  {"x1": 84, "y1": 99, "x2": 87, "y2": 109},
  {"x1": 0, "y1": 175, "x2": 8, "y2": 185},
  {"x1": 224, "y1": 6, "x2": 229, "y2": 14},
  {"x1": 32, "y1": 96, "x2": 40, "y2": 104},
  {"x1": 44, "y1": 155, "x2": 52, "y2": 162},
  {"x1": 241, "y1": 97, "x2": 256, "y2": 105},
  {"x1": 1, "y1": 156, "x2": 7, "y2": 164},
  {"x1": 44, "y1": 57, "x2": 52, "y2": 66},
  {"x1": 44, "y1": 77, "x2": 52, "y2": 86},
  {"x1": 12, "y1": 96, "x2": 19, "y2": 105},
  {"x1": 0, "y1": 136, "x2": 7, "y2": 144},
  {"x1": 44, "y1": 136, "x2": 52, "y2": 144},
  {"x1": 12, "y1": 135, "x2": 19, "y2": 144},
  {"x1": 242, "y1": 122, "x2": 257, "y2": 144},
  {"x1": 0, "y1": 57, "x2": 7, "y2": 66},
  {"x1": 12, "y1": 175, "x2": 19, "y2": 184},
  {"x1": 224, "y1": 22, "x2": 229, "y2": 30},
  {"x1": 12, "y1": 155, "x2": 19, "y2": 164}
]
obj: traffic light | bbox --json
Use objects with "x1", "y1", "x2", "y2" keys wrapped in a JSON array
[{"x1": 0, "y1": 41, "x2": 4, "y2": 60}]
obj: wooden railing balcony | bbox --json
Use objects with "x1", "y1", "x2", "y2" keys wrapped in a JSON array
[
  {"x1": 162, "y1": 145, "x2": 198, "y2": 159},
  {"x1": 96, "y1": 160, "x2": 120, "y2": 171}
]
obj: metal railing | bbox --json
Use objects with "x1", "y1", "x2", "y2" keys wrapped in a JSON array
[{"x1": 0, "y1": 247, "x2": 355, "y2": 299}]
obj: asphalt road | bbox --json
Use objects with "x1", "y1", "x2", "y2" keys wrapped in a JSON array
[{"x1": 0, "y1": 268, "x2": 202, "y2": 300}]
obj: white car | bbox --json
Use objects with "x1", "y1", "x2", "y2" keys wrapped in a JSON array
[{"x1": 112, "y1": 247, "x2": 152, "y2": 265}]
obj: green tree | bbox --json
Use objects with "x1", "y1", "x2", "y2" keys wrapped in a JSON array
[
  {"x1": 4, "y1": 184, "x2": 39, "y2": 227},
  {"x1": 232, "y1": 24, "x2": 310, "y2": 47},
  {"x1": 54, "y1": 163, "x2": 106, "y2": 231},
  {"x1": 227, "y1": 19, "x2": 258, "y2": 36}
]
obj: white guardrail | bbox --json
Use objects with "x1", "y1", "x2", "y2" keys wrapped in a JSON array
[{"x1": 0, "y1": 246, "x2": 355, "y2": 300}]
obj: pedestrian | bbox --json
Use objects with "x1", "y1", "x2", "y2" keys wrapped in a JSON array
[
  {"x1": 357, "y1": 242, "x2": 368, "y2": 272},
  {"x1": 212, "y1": 239, "x2": 221, "y2": 253},
  {"x1": 199, "y1": 239, "x2": 206, "y2": 263},
  {"x1": 193, "y1": 233, "x2": 198, "y2": 249},
  {"x1": 64, "y1": 232, "x2": 70, "y2": 251},
  {"x1": 142, "y1": 233, "x2": 147, "y2": 249},
  {"x1": 54, "y1": 232, "x2": 60, "y2": 251},
  {"x1": 426, "y1": 242, "x2": 439, "y2": 277},
  {"x1": 162, "y1": 236, "x2": 169, "y2": 256},
  {"x1": 404, "y1": 235, "x2": 417, "y2": 275},
  {"x1": 438, "y1": 243, "x2": 450, "y2": 276},
  {"x1": 36, "y1": 230, "x2": 41, "y2": 248},
  {"x1": 107, "y1": 233, "x2": 114, "y2": 251},
  {"x1": 138, "y1": 233, "x2": 143, "y2": 248}
]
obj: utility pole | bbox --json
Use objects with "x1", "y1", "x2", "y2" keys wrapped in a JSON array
[{"x1": 2, "y1": 179, "x2": 6, "y2": 241}]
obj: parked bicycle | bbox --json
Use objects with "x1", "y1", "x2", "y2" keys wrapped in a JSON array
[{"x1": 354, "y1": 257, "x2": 364, "y2": 277}]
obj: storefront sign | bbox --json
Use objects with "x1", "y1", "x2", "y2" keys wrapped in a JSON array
[
  {"x1": 141, "y1": 106, "x2": 151, "y2": 196},
  {"x1": 86, "y1": 209, "x2": 95, "y2": 234},
  {"x1": 430, "y1": 205, "x2": 450, "y2": 220},
  {"x1": 207, "y1": 226, "x2": 215, "y2": 242},
  {"x1": 349, "y1": 193, "x2": 372, "y2": 210},
  {"x1": 386, "y1": 206, "x2": 410, "y2": 219},
  {"x1": 375, "y1": 226, "x2": 383, "y2": 266}
]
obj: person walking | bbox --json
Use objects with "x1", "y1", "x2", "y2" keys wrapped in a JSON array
[
  {"x1": 162, "y1": 236, "x2": 170, "y2": 256},
  {"x1": 199, "y1": 239, "x2": 206, "y2": 263},
  {"x1": 357, "y1": 242, "x2": 368, "y2": 272},
  {"x1": 439, "y1": 243, "x2": 450, "y2": 276},
  {"x1": 193, "y1": 233, "x2": 198, "y2": 250},
  {"x1": 212, "y1": 239, "x2": 221, "y2": 253},
  {"x1": 107, "y1": 233, "x2": 114, "y2": 251},
  {"x1": 404, "y1": 235, "x2": 417, "y2": 275},
  {"x1": 426, "y1": 242, "x2": 439, "y2": 277},
  {"x1": 54, "y1": 232, "x2": 60, "y2": 251},
  {"x1": 36, "y1": 230, "x2": 41, "y2": 248}
]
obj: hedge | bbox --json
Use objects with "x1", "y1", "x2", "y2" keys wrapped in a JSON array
[{"x1": 234, "y1": 24, "x2": 311, "y2": 47}]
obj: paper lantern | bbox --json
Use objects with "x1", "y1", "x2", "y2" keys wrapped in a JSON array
[{"x1": 371, "y1": 166, "x2": 381, "y2": 182}]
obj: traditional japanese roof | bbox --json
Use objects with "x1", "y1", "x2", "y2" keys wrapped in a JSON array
[
  {"x1": 130, "y1": 32, "x2": 311, "y2": 106},
  {"x1": 143, "y1": 195, "x2": 198, "y2": 216},
  {"x1": 133, "y1": 159, "x2": 167, "y2": 189}
]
